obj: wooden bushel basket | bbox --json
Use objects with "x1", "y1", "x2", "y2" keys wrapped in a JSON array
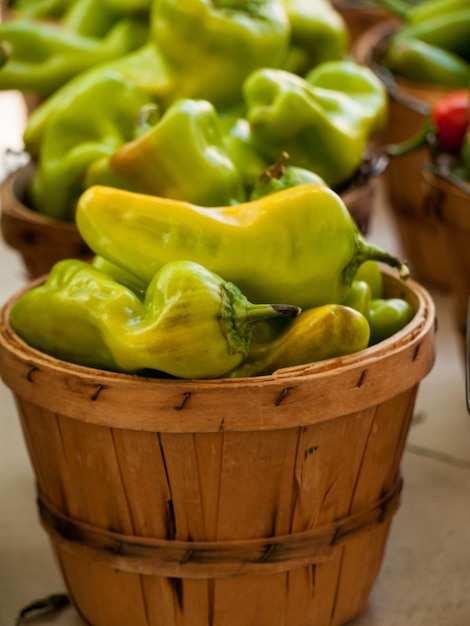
[
  {"x1": 422, "y1": 162, "x2": 470, "y2": 356},
  {"x1": 0, "y1": 271, "x2": 435, "y2": 626},
  {"x1": 0, "y1": 162, "x2": 92, "y2": 280},
  {"x1": 352, "y1": 20, "x2": 453, "y2": 289},
  {"x1": 0, "y1": 155, "x2": 381, "y2": 282}
]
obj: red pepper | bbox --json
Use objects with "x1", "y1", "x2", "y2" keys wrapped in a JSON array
[
  {"x1": 386, "y1": 89, "x2": 470, "y2": 158},
  {"x1": 431, "y1": 90, "x2": 470, "y2": 154}
]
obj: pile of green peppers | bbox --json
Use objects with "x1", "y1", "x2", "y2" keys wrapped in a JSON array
[
  {"x1": 28, "y1": 58, "x2": 387, "y2": 220},
  {"x1": 2, "y1": 0, "x2": 416, "y2": 379},
  {"x1": 0, "y1": 0, "x2": 393, "y2": 221},
  {"x1": 10, "y1": 183, "x2": 414, "y2": 379},
  {"x1": 371, "y1": 0, "x2": 470, "y2": 87}
]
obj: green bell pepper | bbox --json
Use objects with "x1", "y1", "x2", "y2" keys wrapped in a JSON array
[
  {"x1": 226, "y1": 303, "x2": 370, "y2": 377},
  {"x1": 86, "y1": 98, "x2": 246, "y2": 207},
  {"x1": 22, "y1": 0, "x2": 292, "y2": 220},
  {"x1": 10, "y1": 259, "x2": 300, "y2": 379},
  {"x1": 0, "y1": 17, "x2": 148, "y2": 96},
  {"x1": 28, "y1": 71, "x2": 153, "y2": 220},
  {"x1": 152, "y1": 0, "x2": 290, "y2": 110},
  {"x1": 243, "y1": 60, "x2": 387, "y2": 187},
  {"x1": 75, "y1": 183, "x2": 409, "y2": 310},
  {"x1": 281, "y1": 0, "x2": 349, "y2": 75},
  {"x1": 366, "y1": 297, "x2": 415, "y2": 345}
]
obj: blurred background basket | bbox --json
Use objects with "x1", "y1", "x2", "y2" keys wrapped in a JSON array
[
  {"x1": 352, "y1": 19, "x2": 453, "y2": 289},
  {"x1": 422, "y1": 161, "x2": 470, "y2": 357},
  {"x1": 0, "y1": 162, "x2": 92, "y2": 279}
]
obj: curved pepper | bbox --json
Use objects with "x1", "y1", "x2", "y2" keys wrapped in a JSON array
[
  {"x1": 0, "y1": 17, "x2": 148, "y2": 96},
  {"x1": 382, "y1": 9, "x2": 470, "y2": 87},
  {"x1": 226, "y1": 304, "x2": 370, "y2": 377},
  {"x1": 10, "y1": 259, "x2": 300, "y2": 379},
  {"x1": 86, "y1": 98, "x2": 246, "y2": 207},
  {"x1": 243, "y1": 61, "x2": 387, "y2": 187},
  {"x1": 28, "y1": 71, "x2": 154, "y2": 220},
  {"x1": 281, "y1": 0, "x2": 349, "y2": 75},
  {"x1": 76, "y1": 184, "x2": 409, "y2": 310}
]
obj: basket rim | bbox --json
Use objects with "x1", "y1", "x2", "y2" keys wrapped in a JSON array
[
  {"x1": 0, "y1": 270, "x2": 436, "y2": 432},
  {"x1": 352, "y1": 18, "x2": 454, "y2": 114}
]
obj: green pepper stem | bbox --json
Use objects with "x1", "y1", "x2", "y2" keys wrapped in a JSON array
[
  {"x1": 243, "y1": 303, "x2": 301, "y2": 325},
  {"x1": 385, "y1": 120, "x2": 434, "y2": 157},
  {"x1": 345, "y1": 238, "x2": 409, "y2": 287}
]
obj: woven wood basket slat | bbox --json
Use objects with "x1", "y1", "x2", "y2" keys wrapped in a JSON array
[{"x1": 0, "y1": 272, "x2": 435, "y2": 626}]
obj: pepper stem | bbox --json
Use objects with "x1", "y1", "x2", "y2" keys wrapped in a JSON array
[
  {"x1": 243, "y1": 303, "x2": 301, "y2": 325},
  {"x1": 385, "y1": 120, "x2": 434, "y2": 157},
  {"x1": 344, "y1": 238, "x2": 409, "y2": 286}
]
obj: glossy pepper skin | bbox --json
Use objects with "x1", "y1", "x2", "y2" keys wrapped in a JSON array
[
  {"x1": 226, "y1": 304, "x2": 370, "y2": 377},
  {"x1": 76, "y1": 184, "x2": 409, "y2": 311},
  {"x1": 0, "y1": 17, "x2": 148, "y2": 96},
  {"x1": 243, "y1": 61, "x2": 387, "y2": 188},
  {"x1": 86, "y1": 99, "x2": 245, "y2": 207},
  {"x1": 28, "y1": 72, "x2": 153, "y2": 220},
  {"x1": 10, "y1": 259, "x2": 300, "y2": 379},
  {"x1": 281, "y1": 0, "x2": 349, "y2": 75}
]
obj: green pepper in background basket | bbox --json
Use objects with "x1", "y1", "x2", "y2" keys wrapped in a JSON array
[
  {"x1": 0, "y1": 17, "x2": 149, "y2": 96},
  {"x1": 75, "y1": 183, "x2": 408, "y2": 310},
  {"x1": 243, "y1": 60, "x2": 387, "y2": 188},
  {"x1": 27, "y1": 72, "x2": 153, "y2": 220},
  {"x1": 370, "y1": 0, "x2": 470, "y2": 87},
  {"x1": 86, "y1": 98, "x2": 245, "y2": 207},
  {"x1": 281, "y1": 0, "x2": 349, "y2": 75},
  {"x1": 9, "y1": 259, "x2": 300, "y2": 379}
]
